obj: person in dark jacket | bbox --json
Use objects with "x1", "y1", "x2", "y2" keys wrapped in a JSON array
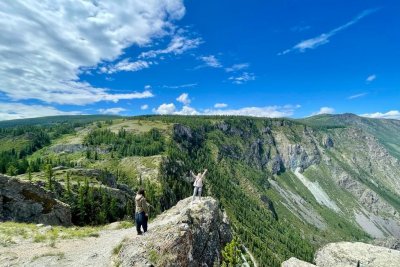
[{"x1": 135, "y1": 188, "x2": 149, "y2": 235}]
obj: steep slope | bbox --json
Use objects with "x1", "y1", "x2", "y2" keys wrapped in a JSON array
[
  {"x1": 300, "y1": 113, "x2": 400, "y2": 159},
  {"x1": 1, "y1": 114, "x2": 400, "y2": 266}
]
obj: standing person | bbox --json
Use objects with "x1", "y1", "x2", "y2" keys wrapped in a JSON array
[
  {"x1": 135, "y1": 188, "x2": 149, "y2": 235},
  {"x1": 191, "y1": 169, "x2": 207, "y2": 202}
]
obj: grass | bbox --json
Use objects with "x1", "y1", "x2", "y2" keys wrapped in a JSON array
[
  {"x1": 115, "y1": 221, "x2": 134, "y2": 230},
  {"x1": 0, "y1": 222, "x2": 103, "y2": 246}
]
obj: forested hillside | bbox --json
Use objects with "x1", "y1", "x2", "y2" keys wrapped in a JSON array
[{"x1": 1, "y1": 114, "x2": 400, "y2": 266}]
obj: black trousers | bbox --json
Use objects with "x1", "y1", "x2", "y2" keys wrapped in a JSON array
[{"x1": 135, "y1": 212, "x2": 148, "y2": 234}]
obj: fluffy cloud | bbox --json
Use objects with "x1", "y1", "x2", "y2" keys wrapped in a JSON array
[
  {"x1": 153, "y1": 103, "x2": 299, "y2": 117},
  {"x1": 176, "y1": 93, "x2": 191, "y2": 105},
  {"x1": 98, "y1": 108, "x2": 126, "y2": 115},
  {"x1": 279, "y1": 9, "x2": 377, "y2": 55},
  {"x1": 361, "y1": 110, "x2": 400, "y2": 120},
  {"x1": 0, "y1": 102, "x2": 81, "y2": 121},
  {"x1": 198, "y1": 55, "x2": 222, "y2": 68},
  {"x1": 366, "y1": 74, "x2": 377, "y2": 83},
  {"x1": 152, "y1": 103, "x2": 177, "y2": 115},
  {"x1": 141, "y1": 104, "x2": 149, "y2": 110},
  {"x1": 229, "y1": 72, "x2": 255, "y2": 84},
  {"x1": 0, "y1": 0, "x2": 185, "y2": 105},
  {"x1": 214, "y1": 103, "x2": 228, "y2": 108},
  {"x1": 312, "y1": 107, "x2": 335, "y2": 115}
]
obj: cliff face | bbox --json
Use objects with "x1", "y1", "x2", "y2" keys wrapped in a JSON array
[
  {"x1": 118, "y1": 197, "x2": 231, "y2": 267},
  {"x1": 0, "y1": 174, "x2": 71, "y2": 226}
]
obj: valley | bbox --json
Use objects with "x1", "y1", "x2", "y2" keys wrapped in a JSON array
[{"x1": 1, "y1": 114, "x2": 400, "y2": 266}]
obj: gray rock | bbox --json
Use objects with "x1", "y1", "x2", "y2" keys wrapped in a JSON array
[
  {"x1": 281, "y1": 257, "x2": 316, "y2": 267},
  {"x1": 315, "y1": 242, "x2": 400, "y2": 267},
  {"x1": 0, "y1": 174, "x2": 71, "y2": 226},
  {"x1": 119, "y1": 197, "x2": 231, "y2": 267}
]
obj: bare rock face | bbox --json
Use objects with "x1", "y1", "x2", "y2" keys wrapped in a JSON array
[
  {"x1": 119, "y1": 197, "x2": 231, "y2": 267},
  {"x1": 282, "y1": 242, "x2": 400, "y2": 267},
  {"x1": 0, "y1": 174, "x2": 71, "y2": 226},
  {"x1": 314, "y1": 242, "x2": 400, "y2": 267},
  {"x1": 281, "y1": 257, "x2": 316, "y2": 267}
]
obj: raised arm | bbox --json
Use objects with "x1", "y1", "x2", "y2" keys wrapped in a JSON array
[
  {"x1": 201, "y1": 169, "x2": 208, "y2": 178},
  {"x1": 190, "y1": 170, "x2": 196, "y2": 179}
]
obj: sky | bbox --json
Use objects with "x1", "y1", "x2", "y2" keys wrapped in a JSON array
[{"x1": 0, "y1": 0, "x2": 399, "y2": 120}]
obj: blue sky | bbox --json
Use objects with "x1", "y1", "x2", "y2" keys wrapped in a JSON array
[{"x1": 0, "y1": 0, "x2": 399, "y2": 120}]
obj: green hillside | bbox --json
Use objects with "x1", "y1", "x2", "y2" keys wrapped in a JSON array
[{"x1": 1, "y1": 114, "x2": 400, "y2": 266}]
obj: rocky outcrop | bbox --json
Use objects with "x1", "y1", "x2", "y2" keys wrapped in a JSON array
[
  {"x1": 282, "y1": 257, "x2": 315, "y2": 267},
  {"x1": 0, "y1": 174, "x2": 71, "y2": 226},
  {"x1": 282, "y1": 242, "x2": 400, "y2": 267},
  {"x1": 118, "y1": 197, "x2": 231, "y2": 267}
]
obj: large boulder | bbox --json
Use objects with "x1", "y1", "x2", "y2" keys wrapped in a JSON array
[
  {"x1": 282, "y1": 257, "x2": 316, "y2": 267},
  {"x1": 315, "y1": 242, "x2": 400, "y2": 267},
  {"x1": 0, "y1": 174, "x2": 71, "y2": 226},
  {"x1": 119, "y1": 197, "x2": 231, "y2": 267},
  {"x1": 282, "y1": 242, "x2": 400, "y2": 267}
]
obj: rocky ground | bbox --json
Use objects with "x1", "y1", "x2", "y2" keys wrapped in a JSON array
[
  {"x1": 0, "y1": 197, "x2": 230, "y2": 267},
  {"x1": 0, "y1": 223, "x2": 135, "y2": 267}
]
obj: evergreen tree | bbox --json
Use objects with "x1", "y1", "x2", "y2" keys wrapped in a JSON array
[
  {"x1": 45, "y1": 164, "x2": 53, "y2": 190},
  {"x1": 27, "y1": 165, "x2": 32, "y2": 182}
]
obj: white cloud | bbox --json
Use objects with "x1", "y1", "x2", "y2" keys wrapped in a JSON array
[
  {"x1": 311, "y1": 107, "x2": 335, "y2": 116},
  {"x1": 152, "y1": 103, "x2": 176, "y2": 115},
  {"x1": 229, "y1": 72, "x2": 255, "y2": 84},
  {"x1": 139, "y1": 34, "x2": 202, "y2": 59},
  {"x1": 366, "y1": 74, "x2": 377, "y2": 83},
  {"x1": 176, "y1": 93, "x2": 191, "y2": 105},
  {"x1": 162, "y1": 83, "x2": 197, "y2": 89},
  {"x1": 0, "y1": 102, "x2": 81, "y2": 121},
  {"x1": 98, "y1": 107, "x2": 126, "y2": 115},
  {"x1": 175, "y1": 106, "x2": 199, "y2": 115},
  {"x1": 153, "y1": 103, "x2": 299, "y2": 117},
  {"x1": 214, "y1": 103, "x2": 228, "y2": 108},
  {"x1": 0, "y1": 0, "x2": 185, "y2": 105},
  {"x1": 279, "y1": 9, "x2": 377, "y2": 55},
  {"x1": 141, "y1": 104, "x2": 149, "y2": 110},
  {"x1": 198, "y1": 55, "x2": 222, "y2": 68},
  {"x1": 203, "y1": 105, "x2": 298, "y2": 117},
  {"x1": 348, "y1": 92, "x2": 367, "y2": 99},
  {"x1": 225, "y1": 63, "x2": 249, "y2": 72},
  {"x1": 361, "y1": 110, "x2": 400, "y2": 120},
  {"x1": 144, "y1": 85, "x2": 152, "y2": 89},
  {"x1": 101, "y1": 59, "x2": 152, "y2": 74}
]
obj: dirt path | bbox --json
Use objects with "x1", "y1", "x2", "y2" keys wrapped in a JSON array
[{"x1": 0, "y1": 226, "x2": 137, "y2": 267}]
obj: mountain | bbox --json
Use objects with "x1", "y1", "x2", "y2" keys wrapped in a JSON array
[{"x1": 1, "y1": 114, "x2": 400, "y2": 266}]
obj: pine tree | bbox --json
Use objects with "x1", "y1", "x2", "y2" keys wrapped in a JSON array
[
  {"x1": 27, "y1": 165, "x2": 33, "y2": 182},
  {"x1": 45, "y1": 164, "x2": 53, "y2": 191},
  {"x1": 110, "y1": 197, "x2": 118, "y2": 221}
]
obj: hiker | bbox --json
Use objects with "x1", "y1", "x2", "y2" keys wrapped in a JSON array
[
  {"x1": 191, "y1": 169, "x2": 207, "y2": 202},
  {"x1": 135, "y1": 188, "x2": 149, "y2": 235}
]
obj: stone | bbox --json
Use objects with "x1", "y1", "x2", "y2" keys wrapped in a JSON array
[
  {"x1": 0, "y1": 174, "x2": 72, "y2": 226},
  {"x1": 315, "y1": 242, "x2": 400, "y2": 267},
  {"x1": 281, "y1": 257, "x2": 316, "y2": 267},
  {"x1": 119, "y1": 197, "x2": 231, "y2": 267}
]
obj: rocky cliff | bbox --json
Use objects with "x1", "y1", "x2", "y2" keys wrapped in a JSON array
[
  {"x1": 118, "y1": 197, "x2": 231, "y2": 267},
  {"x1": 0, "y1": 174, "x2": 71, "y2": 226},
  {"x1": 282, "y1": 242, "x2": 400, "y2": 267}
]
